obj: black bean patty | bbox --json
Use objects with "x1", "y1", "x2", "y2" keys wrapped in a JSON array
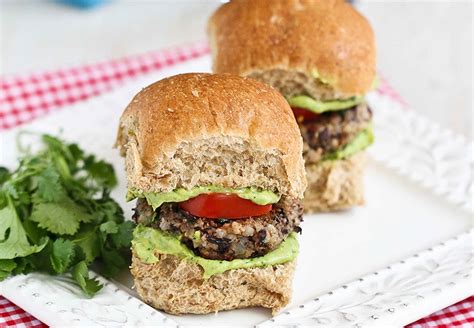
[
  {"x1": 132, "y1": 197, "x2": 303, "y2": 261},
  {"x1": 298, "y1": 102, "x2": 372, "y2": 163}
]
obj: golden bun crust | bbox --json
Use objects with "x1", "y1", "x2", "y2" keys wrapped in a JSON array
[
  {"x1": 131, "y1": 252, "x2": 295, "y2": 315},
  {"x1": 117, "y1": 73, "x2": 306, "y2": 198},
  {"x1": 208, "y1": 0, "x2": 376, "y2": 97}
]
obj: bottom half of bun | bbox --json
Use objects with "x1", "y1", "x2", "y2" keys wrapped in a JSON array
[
  {"x1": 131, "y1": 252, "x2": 296, "y2": 315},
  {"x1": 303, "y1": 152, "x2": 366, "y2": 213}
]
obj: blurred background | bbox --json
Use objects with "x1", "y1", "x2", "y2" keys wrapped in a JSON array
[{"x1": 1, "y1": 0, "x2": 472, "y2": 138}]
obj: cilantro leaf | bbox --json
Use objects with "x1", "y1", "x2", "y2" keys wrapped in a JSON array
[
  {"x1": 2, "y1": 183, "x2": 18, "y2": 200},
  {"x1": 72, "y1": 261, "x2": 102, "y2": 297},
  {"x1": 83, "y1": 156, "x2": 117, "y2": 189},
  {"x1": 50, "y1": 239, "x2": 76, "y2": 273},
  {"x1": 30, "y1": 196, "x2": 92, "y2": 235},
  {"x1": 67, "y1": 143, "x2": 84, "y2": 164},
  {"x1": 12, "y1": 257, "x2": 36, "y2": 275},
  {"x1": 72, "y1": 228, "x2": 99, "y2": 264},
  {"x1": 0, "y1": 196, "x2": 47, "y2": 259},
  {"x1": 100, "y1": 248, "x2": 127, "y2": 278},
  {"x1": 25, "y1": 239, "x2": 54, "y2": 272},
  {"x1": 36, "y1": 167, "x2": 63, "y2": 202},
  {"x1": 0, "y1": 167, "x2": 10, "y2": 186},
  {"x1": 1, "y1": 133, "x2": 133, "y2": 297},
  {"x1": 41, "y1": 135, "x2": 75, "y2": 164},
  {"x1": 0, "y1": 259, "x2": 17, "y2": 280},
  {"x1": 110, "y1": 221, "x2": 134, "y2": 249},
  {"x1": 21, "y1": 220, "x2": 47, "y2": 245},
  {"x1": 95, "y1": 197, "x2": 124, "y2": 223},
  {"x1": 100, "y1": 221, "x2": 118, "y2": 234}
]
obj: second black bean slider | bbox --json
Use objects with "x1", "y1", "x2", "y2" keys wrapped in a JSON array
[
  {"x1": 208, "y1": 0, "x2": 377, "y2": 212},
  {"x1": 116, "y1": 73, "x2": 307, "y2": 314}
]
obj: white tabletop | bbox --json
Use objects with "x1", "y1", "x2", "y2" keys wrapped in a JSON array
[{"x1": 1, "y1": 0, "x2": 472, "y2": 139}]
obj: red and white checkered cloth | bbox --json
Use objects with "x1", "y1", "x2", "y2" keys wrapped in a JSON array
[
  {"x1": 408, "y1": 297, "x2": 474, "y2": 327},
  {"x1": 0, "y1": 41, "x2": 209, "y2": 130},
  {"x1": 0, "y1": 41, "x2": 472, "y2": 327},
  {"x1": 0, "y1": 297, "x2": 46, "y2": 328}
]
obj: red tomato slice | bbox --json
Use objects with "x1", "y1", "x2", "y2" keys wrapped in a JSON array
[
  {"x1": 292, "y1": 107, "x2": 319, "y2": 123},
  {"x1": 178, "y1": 193, "x2": 272, "y2": 219}
]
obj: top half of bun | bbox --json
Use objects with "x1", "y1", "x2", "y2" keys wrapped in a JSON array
[
  {"x1": 208, "y1": 0, "x2": 376, "y2": 99},
  {"x1": 116, "y1": 73, "x2": 306, "y2": 199}
]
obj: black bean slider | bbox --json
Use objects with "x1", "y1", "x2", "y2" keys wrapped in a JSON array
[
  {"x1": 208, "y1": 0, "x2": 377, "y2": 212},
  {"x1": 116, "y1": 73, "x2": 307, "y2": 315}
]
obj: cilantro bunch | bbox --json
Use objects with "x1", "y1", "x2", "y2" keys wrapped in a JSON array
[{"x1": 0, "y1": 134, "x2": 133, "y2": 296}]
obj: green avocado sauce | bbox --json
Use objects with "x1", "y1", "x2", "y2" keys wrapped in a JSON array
[
  {"x1": 287, "y1": 95, "x2": 364, "y2": 114},
  {"x1": 132, "y1": 225, "x2": 299, "y2": 279},
  {"x1": 127, "y1": 186, "x2": 279, "y2": 210},
  {"x1": 288, "y1": 73, "x2": 379, "y2": 114},
  {"x1": 323, "y1": 126, "x2": 374, "y2": 161}
]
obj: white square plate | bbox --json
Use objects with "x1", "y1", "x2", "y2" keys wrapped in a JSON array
[{"x1": 1, "y1": 56, "x2": 472, "y2": 327}]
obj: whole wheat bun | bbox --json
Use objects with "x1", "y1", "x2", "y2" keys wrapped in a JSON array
[
  {"x1": 304, "y1": 152, "x2": 366, "y2": 212},
  {"x1": 116, "y1": 73, "x2": 306, "y2": 199},
  {"x1": 131, "y1": 252, "x2": 296, "y2": 315},
  {"x1": 208, "y1": 0, "x2": 376, "y2": 99}
]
